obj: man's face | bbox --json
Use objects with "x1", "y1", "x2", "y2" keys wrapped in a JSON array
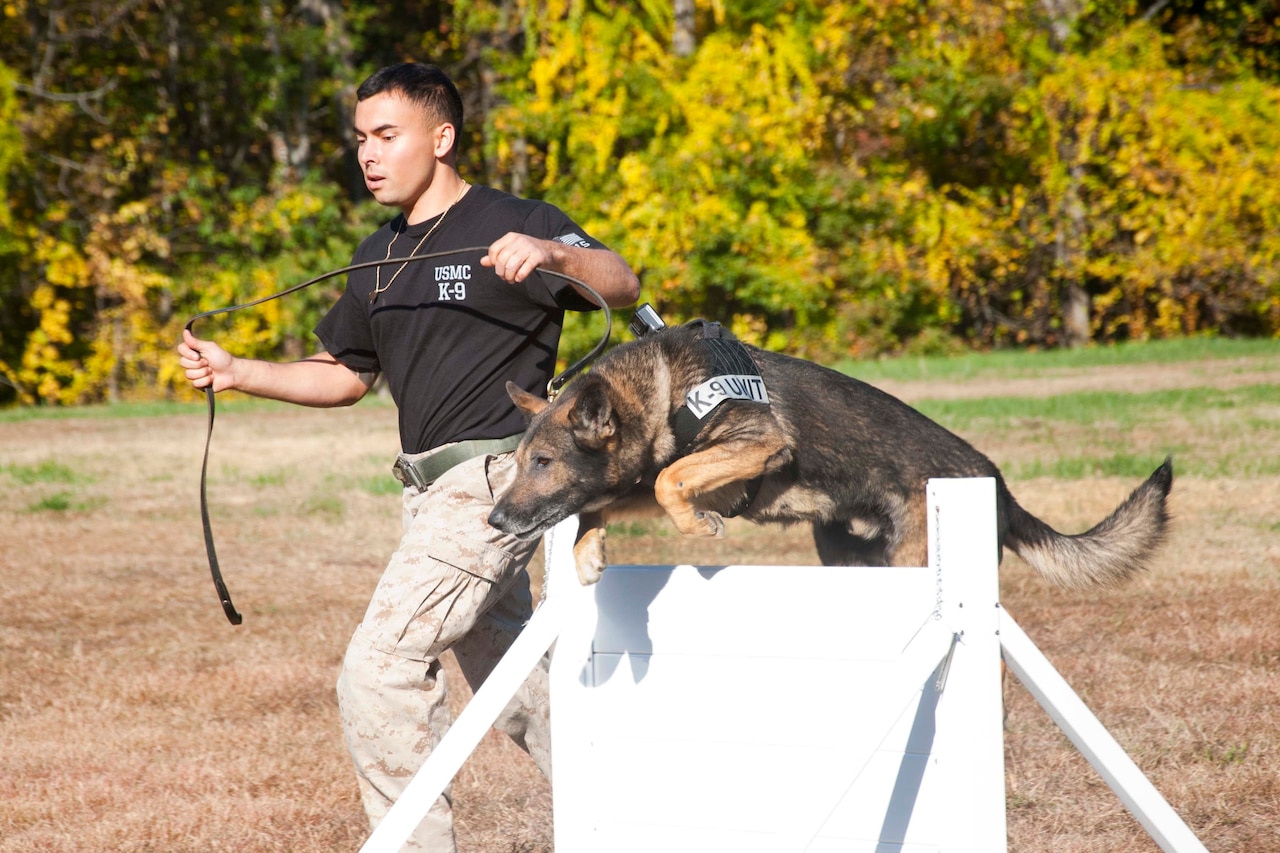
[{"x1": 353, "y1": 92, "x2": 445, "y2": 214}]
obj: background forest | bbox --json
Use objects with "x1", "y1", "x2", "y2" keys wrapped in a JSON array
[{"x1": 2, "y1": 0, "x2": 1279, "y2": 406}]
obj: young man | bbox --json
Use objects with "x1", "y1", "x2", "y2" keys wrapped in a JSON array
[{"x1": 178, "y1": 62, "x2": 639, "y2": 850}]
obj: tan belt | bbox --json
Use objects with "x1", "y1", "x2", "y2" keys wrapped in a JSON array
[{"x1": 392, "y1": 434, "x2": 524, "y2": 491}]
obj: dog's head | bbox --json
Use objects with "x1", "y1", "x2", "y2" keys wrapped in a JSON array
[{"x1": 488, "y1": 376, "x2": 639, "y2": 540}]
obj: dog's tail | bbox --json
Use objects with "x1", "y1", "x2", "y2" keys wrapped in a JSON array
[{"x1": 1003, "y1": 457, "x2": 1173, "y2": 589}]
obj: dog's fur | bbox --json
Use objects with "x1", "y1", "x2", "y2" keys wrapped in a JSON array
[{"x1": 489, "y1": 322, "x2": 1173, "y2": 586}]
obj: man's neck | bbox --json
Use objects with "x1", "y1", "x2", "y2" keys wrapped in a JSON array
[{"x1": 403, "y1": 172, "x2": 468, "y2": 225}]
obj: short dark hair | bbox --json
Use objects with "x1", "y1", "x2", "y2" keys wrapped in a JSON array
[{"x1": 357, "y1": 63, "x2": 464, "y2": 134}]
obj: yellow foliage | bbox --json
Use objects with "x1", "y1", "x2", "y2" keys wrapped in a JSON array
[{"x1": 8, "y1": 3, "x2": 1280, "y2": 406}]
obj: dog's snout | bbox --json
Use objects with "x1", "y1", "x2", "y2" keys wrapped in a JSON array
[{"x1": 487, "y1": 505, "x2": 508, "y2": 531}]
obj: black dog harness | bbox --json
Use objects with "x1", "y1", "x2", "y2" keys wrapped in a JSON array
[
  {"x1": 668, "y1": 321, "x2": 770, "y2": 516},
  {"x1": 670, "y1": 320, "x2": 769, "y2": 450}
]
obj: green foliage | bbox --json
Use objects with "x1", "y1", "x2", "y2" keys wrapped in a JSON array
[
  {"x1": 2, "y1": 1, "x2": 1278, "y2": 408},
  {"x1": 1010, "y1": 25, "x2": 1280, "y2": 342},
  {"x1": 806, "y1": 7, "x2": 1280, "y2": 352},
  {"x1": 0, "y1": 1, "x2": 367, "y2": 405},
  {"x1": 0, "y1": 60, "x2": 19, "y2": 255},
  {"x1": 494, "y1": 5, "x2": 837, "y2": 352},
  {"x1": 165, "y1": 178, "x2": 381, "y2": 396}
]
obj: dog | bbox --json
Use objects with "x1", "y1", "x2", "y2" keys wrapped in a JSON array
[{"x1": 488, "y1": 318, "x2": 1173, "y2": 587}]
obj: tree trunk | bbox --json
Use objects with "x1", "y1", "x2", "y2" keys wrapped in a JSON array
[
  {"x1": 673, "y1": 0, "x2": 696, "y2": 57},
  {"x1": 1062, "y1": 282, "x2": 1091, "y2": 347},
  {"x1": 1042, "y1": 0, "x2": 1091, "y2": 347},
  {"x1": 1057, "y1": 160, "x2": 1091, "y2": 347}
]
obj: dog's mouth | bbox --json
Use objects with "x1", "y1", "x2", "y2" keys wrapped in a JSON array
[
  {"x1": 511, "y1": 526, "x2": 551, "y2": 542},
  {"x1": 489, "y1": 482, "x2": 623, "y2": 540},
  {"x1": 488, "y1": 503, "x2": 562, "y2": 540},
  {"x1": 504, "y1": 520, "x2": 553, "y2": 541}
]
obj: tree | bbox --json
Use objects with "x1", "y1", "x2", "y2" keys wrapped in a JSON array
[
  {"x1": 2, "y1": 1, "x2": 1277, "y2": 405},
  {"x1": 0, "y1": 0, "x2": 366, "y2": 403}
]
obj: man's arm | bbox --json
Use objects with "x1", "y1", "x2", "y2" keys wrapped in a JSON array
[
  {"x1": 482, "y1": 233, "x2": 641, "y2": 309},
  {"x1": 178, "y1": 329, "x2": 375, "y2": 407}
]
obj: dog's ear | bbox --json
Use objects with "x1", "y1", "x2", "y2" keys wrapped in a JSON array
[
  {"x1": 569, "y1": 377, "x2": 616, "y2": 451},
  {"x1": 506, "y1": 381, "x2": 549, "y2": 421}
]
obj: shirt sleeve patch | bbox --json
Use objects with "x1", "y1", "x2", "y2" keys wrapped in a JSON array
[{"x1": 555, "y1": 232, "x2": 593, "y2": 248}]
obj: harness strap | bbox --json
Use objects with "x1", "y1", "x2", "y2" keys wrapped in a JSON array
[
  {"x1": 668, "y1": 321, "x2": 769, "y2": 519},
  {"x1": 670, "y1": 320, "x2": 766, "y2": 450}
]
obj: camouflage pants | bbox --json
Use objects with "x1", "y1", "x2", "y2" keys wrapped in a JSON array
[{"x1": 336, "y1": 447, "x2": 551, "y2": 852}]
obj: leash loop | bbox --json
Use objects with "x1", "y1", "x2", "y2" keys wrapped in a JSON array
[
  {"x1": 547, "y1": 289, "x2": 610, "y2": 399},
  {"x1": 187, "y1": 246, "x2": 611, "y2": 624}
]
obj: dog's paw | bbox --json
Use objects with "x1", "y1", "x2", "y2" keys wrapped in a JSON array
[
  {"x1": 573, "y1": 527, "x2": 607, "y2": 585},
  {"x1": 575, "y1": 554, "x2": 606, "y2": 585},
  {"x1": 694, "y1": 510, "x2": 726, "y2": 538}
]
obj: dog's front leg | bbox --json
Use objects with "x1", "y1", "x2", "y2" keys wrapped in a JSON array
[
  {"x1": 654, "y1": 438, "x2": 790, "y2": 537},
  {"x1": 572, "y1": 510, "x2": 608, "y2": 585}
]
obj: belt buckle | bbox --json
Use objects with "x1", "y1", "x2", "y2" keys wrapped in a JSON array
[{"x1": 392, "y1": 456, "x2": 428, "y2": 490}]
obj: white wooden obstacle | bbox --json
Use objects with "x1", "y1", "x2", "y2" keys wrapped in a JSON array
[{"x1": 360, "y1": 478, "x2": 1208, "y2": 853}]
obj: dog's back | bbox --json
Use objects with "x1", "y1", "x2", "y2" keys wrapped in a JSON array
[{"x1": 684, "y1": 345, "x2": 1003, "y2": 566}]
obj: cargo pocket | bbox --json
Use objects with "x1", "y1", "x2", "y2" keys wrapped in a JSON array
[
  {"x1": 427, "y1": 528, "x2": 522, "y2": 586},
  {"x1": 380, "y1": 535, "x2": 520, "y2": 660},
  {"x1": 375, "y1": 455, "x2": 534, "y2": 659}
]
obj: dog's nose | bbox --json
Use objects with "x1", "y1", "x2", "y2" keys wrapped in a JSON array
[{"x1": 487, "y1": 505, "x2": 508, "y2": 531}]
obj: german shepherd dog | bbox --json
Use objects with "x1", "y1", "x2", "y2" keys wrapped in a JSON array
[{"x1": 488, "y1": 319, "x2": 1173, "y2": 586}]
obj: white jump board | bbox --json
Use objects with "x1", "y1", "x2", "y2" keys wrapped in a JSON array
[
  {"x1": 549, "y1": 555, "x2": 997, "y2": 852},
  {"x1": 364, "y1": 476, "x2": 1204, "y2": 853}
]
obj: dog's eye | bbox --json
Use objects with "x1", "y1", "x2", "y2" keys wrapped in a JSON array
[{"x1": 534, "y1": 456, "x2": 552, "y2": 469}]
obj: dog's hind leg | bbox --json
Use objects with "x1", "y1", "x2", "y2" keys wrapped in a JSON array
[
  {"x1": 812, "y1": 520, "x2": 889, "y2": 567},
  {"x1": 885, "y1": 494, "x2": 930, "y2": 568}
]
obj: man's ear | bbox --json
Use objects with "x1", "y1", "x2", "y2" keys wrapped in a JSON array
[
  {"x1": 434, "y1": 122, "x2": 457, "y2": 159},
  {"x1": 506, "y1": 381, "x2": 549, "y2": 421},
  {"x1": 569, "y1": 377, "x2": 616, "y2": 451}
]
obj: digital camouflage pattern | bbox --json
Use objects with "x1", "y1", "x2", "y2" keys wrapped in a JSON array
[{"x1": 336, "y1": 448, "x2": 550, "y2": 851}]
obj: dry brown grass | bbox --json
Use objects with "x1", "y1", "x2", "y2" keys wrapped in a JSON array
[{"x1": 1, "y1": 350, "x2": 1277, "y2": 852}]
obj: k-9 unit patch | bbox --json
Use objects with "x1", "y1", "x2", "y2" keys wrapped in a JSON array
[{"x1": 685, "y1": 374, "x2": 770, "y2": 419}]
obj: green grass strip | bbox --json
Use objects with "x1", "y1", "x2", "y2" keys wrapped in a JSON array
[
  {"x1": 914, "y1": 384, "x2": 1280, "y2": 432},
  {"x1": 839, "y1": 337, "x2": 1278, "y2": 384}
]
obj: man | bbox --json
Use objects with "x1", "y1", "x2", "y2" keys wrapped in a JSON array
[{"x1": 178, "y1": 62, "x2": 639, "y2": 850}]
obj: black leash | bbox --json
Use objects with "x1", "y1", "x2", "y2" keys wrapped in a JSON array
[{"x1": 186, "y1": 246, "x2": 611, "y2": 625}]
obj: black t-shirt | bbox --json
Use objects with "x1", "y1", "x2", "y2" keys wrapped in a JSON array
[{"x1": 314, "y1": 185, "x2": 603, "y2": 454}]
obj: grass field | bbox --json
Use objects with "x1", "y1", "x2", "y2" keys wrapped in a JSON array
[{"x1": 1, "y1": 339, "x2": 1277, "y2": 851}]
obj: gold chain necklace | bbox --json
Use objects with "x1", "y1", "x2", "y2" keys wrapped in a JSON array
[{"x1": 370, "y1": 182, "x2": 468, "y2": 303}]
